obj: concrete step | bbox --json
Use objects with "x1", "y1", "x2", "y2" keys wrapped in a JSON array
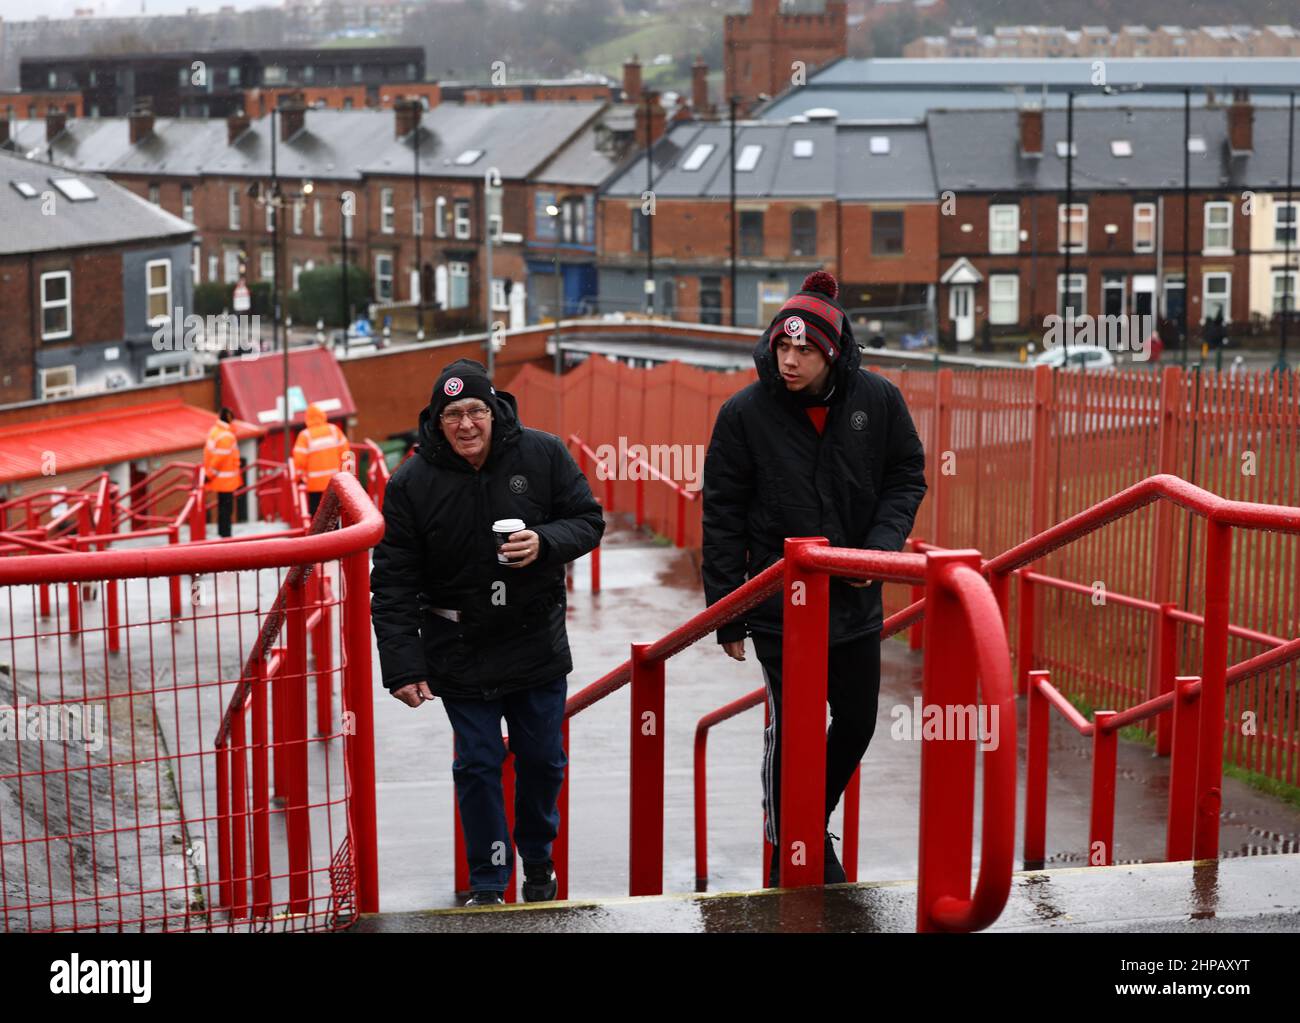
[{"x1": 349, "y1": 852, "x2": 1300, "y2": 933}]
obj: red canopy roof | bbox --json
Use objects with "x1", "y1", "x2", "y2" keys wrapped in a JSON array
[
  {"x1": 219, "y1": 346, "x2": 357, "y2": 429},
  {"x1": 0, "y1": 401, "x2": 263, "y2": 484}
]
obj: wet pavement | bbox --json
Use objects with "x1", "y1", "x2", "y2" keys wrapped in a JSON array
[
  {"x1": 352, "y1": 853, "x2": 1300, "y2": 933},
  {"x1": 369, "y1": 516, "x2": 1300, "y2": 917}
]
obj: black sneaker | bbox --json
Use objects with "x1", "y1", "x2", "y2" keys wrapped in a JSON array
[
  {"x1": 465, "y1": 889, "x2": 505, "y2": 907},
  {"x1": 766, "y1": 854, "x2": 780, "y2": 888},
  {"x1": 824, "y1": 832, "x2": 847, "y2": 885},
  {"x1": 522, "y1": 860, "x2": 557, "y2": 903}
]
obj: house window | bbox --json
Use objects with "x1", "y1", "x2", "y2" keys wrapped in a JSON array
[
  {"x1": 1058, "y1": 203, "x2": 1087, "y2": 253},
  {"x1": 190, "y1": 246, "x2": 200, "y2": 286},
  {"x1": 631, "y1": 208, "x2": 647, "y2": 253},
  {"x1": 260, "y1": 250, "x2": 274, "y2": 280},
  {"x1": 700, "y1": 275, "x2": 722, "y2": 325},
  {"x1": 491, "y1": 278, "x2": 508, "y2": 312},
  {"x1": 40, "y1": 365, "x2": 76, "y2": 399},
  {"x1": 182, "y1": 185, "x2": 194, "y2": 222},
  {"x1": 989, "y1": 204, "x2": 1019, "y2": 254},
  {"x1": 561, "y1": 196, "x2": 585, "y2": 244},
  {"x1": 148, "y1": 182, "x2": 160, "y2": 205},
  {"x1": 1203, "y1": 201, "x2": 1232, "y2": 253},
  {"x1": 380, "y1": 188, "x2": 395, "y2": 233},
  {"x1": 871, "y1": 210, "x2": 904, "y2": 256},
  {"x1": 1102, "y1": 272, "x2": 1126, "y2": 318},
  {"x1": 40, "y1": 270, "x2": 72, "y2": 340},
  {"x1": 1273, "y1": 270, "x2": 1298, "y2": 315},
  {"x1": 293, "y1": 199, "x2": 303, "y2": 235},
  {"x1": 265, "y1": 201, "x2": 275, "y2": 233},
  {"x1": 435, "y1": 196, "x2": 447, "y2": 238},
  {"x1": 223, "y1": 248, "x2": 240, "y2": 283},
  {"x1": 791, "y1": 209, "x2": 816, "y2": 257},
  {"x1": 739, "y1": 211, "x2": 764, "y2": 257},
  {"x1": 229, "y1": 65, "x2": 241, "y2": 87},
  {"x1": 454, "y1": 200, "x2": 471, "y2": 239},
  {"x1": 448, "y1": 261, "x2": 469, "y2": 308},
  {"x1": 228, "y1": 186, "x2": 241, "y2": 230},
  {"x1": 375, "y1": 254, "x2": 394, "y2": 300},
  {"x1": 487, "y1": 188, "x2": 503, "y2": 240},
  {"x1": 1057, "y1": 273, "x2": 1087, "y2": 318},
  {"x1": 413, "y1": 195, "x2": 424, "y2": 235},
  {"x1": 292, "y1": 260, "x2": 304, "y2": 291},
  {"x1": 988, "y1": 274, "x2": 1019, "y2": 325},
  {"x1": 1275, "y1": 202, "x2": 1298, "y2": 247},
  {"x1": 1203, "y1": 272, "x2": 1231, "y2": 322},
  {"x1": 208, "y1": 254, "x2": 218, "y2": 282},
  {"x1": 313, "y1": 198, "x2": 323, "y2": 236},
  {"x1": 1133, "y1": 202, "x2": 1155, "y2": 253}
]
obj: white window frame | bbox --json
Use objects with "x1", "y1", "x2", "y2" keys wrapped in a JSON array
[
  {"x1": 181, "y1": 185, "x2": 194, "y2": 222},
  {"x1": 40, "y1": 270, "x2": 72, "y2": 340},
  {"x1": 454, "y1": 200, "x2": 471, "y2": 240},
  {"x1": 1102, "y1": 273, "x2": 1126, "y2": 318},
  {"x1": 380, "y1": 188, "x2": 395, "y2": 234},
  {"x1": 40, "y1": 365, "x2": 76, "y2": 399},
  {"x1": 292, "y1": 199, "x2": 303, "y2": 235},
  {"x1": 1057, "y1": 272, "x2": 1087, "y2": 319},
  {"x1": 313, "y1": 198, "x2": 323, "y2": 236},
  {"x1": 1202, "y1": 271, "x2": 1231, "y2": 322},
  {"x1": 148, "y1": 183, "x2": 160, "y2": 206},
  {"x1": 375, "y1": 253, "x2": 394, "y2": 300},
  {"x1": 988, "y1": 274, "x2": 1019, "y2": 325},
  {"x1": 208, "y1": 254, "x2": 219, "y2": 282},
  {"x1": 291, "y1": 259, "x2": 303, "y2": 292},
  {"x1": 448, "y1": 261, "x2": 469, "y2": 308},
  {"x1": 223, "y1": 248, "x2": 240, "y2": 284},
  {"x1": 260, "y1": 250, "x2": 274, "y2": 281},
  {"x1": 265, "y1": 201, "x2": 275, "y2": 234},
  {"x1": 1273, "y1": 201, "x2": 1297, "y2": 248},
  {"x1": 1203, "y1": 201, "x2": 1233, "y2": 255},
  {"x1": 1271, "y1": 270, "x2": 1298, "y2": 315},
  {"x1": 190, "y1": 246, "x2": 200, "y2": 287},
  {"x1": 1058, "y1": 203, "x2": 1087, "y2": 254},
  {"x1": 491, "y1": 278, "x2": 509, "y2": 312},
  {"x1": 989, "y1": 204, "x2": 1019, "y2": 254},
  {"x1": 1133, "y1": 202, "x2": 1156, "y2": 253},
  {"x1": 435, "y1": 196, "x2": 447, "y2": 238},
  {"x1": 413, "y1": 196, "x2": 424, "y2": 236},
  {"x1": 228, "y1": 186, "x2": 241, "y2": 230}
]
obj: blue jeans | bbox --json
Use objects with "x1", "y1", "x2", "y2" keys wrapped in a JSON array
[{"x1": 442, "y1": 675, "x2": 568, "y2": 892}]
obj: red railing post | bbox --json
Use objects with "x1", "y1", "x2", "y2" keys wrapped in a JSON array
[
  {"x1": 343, "y1": 541, "x2": 380, "y2": 914},
  {"x1": 1166, "y1": 676, "x2": 1202, "y2": 861},
  {"x1": 502, "y1": 746, "x2": 518, "y2": 903},
  {"x1": 1017, "y1": 570, "x2": 1036, "y2": 696},
  {"x1": 1193, "y1": 521, "x2": 1232, "y2": 861},
  {"x1": 778, "y1": 536, "x2": 830, "y2": 888},
  {"x1": 271, "y1": 655, "x2": 286, "y2": 799},
  {"x1": 635, "y1": 476, "x2": 645, "y2": 529},
  {"x1": 284, "y1": 579, "x2": 311, "y2": 914},
  {"x1": 1089, "y1": 710, "x2": 1118, "y2": 866},
  {"x1": 453, "y1": 768, "x2": 469, "y2": 896},
  {"x1": 693, "y1": 721, "x2": 710, "y2": 892},
  {"x1": 908, "y1": 537, "x2": 925, "y2": 650},
  {"x1": 67, "y1": 581, "x2": 81, "y2": 637},
  {"x1": 629, "y1": 641, "x2": 666, "y2": 896},
  {"x1": 105, "y1": 571, "x2": 121, "y2": 653},
  {"x1": 675, "y1": 490, "x2": 685, "y2": 548},
  {"x1": 230, "y1": 706, "x2": 249, "y2": 919},
  {"x1": 1023, "y1": 669, "x2": 1050, "y2": 866},
  {"x1": 1154, "y1": 602, "x2": 1178, "y2": 756},
  {"x1": 190, "y1": 489, "x2": 206, "y2": 542},
  {"x1": 313, "y1": 571, "x2": 333, "y2": 735},
  {"x1": 591, "y1": 542, "x2": 601, "y2": 595},
  {"x1": 931, "y1": 370, "x2": 954, "y2": 547},
  {"x1": 216, "y1": 738, "x2": 233, "y2": 914},
  {"x1": 167, "y1": 525, "x2": 181, "y2": 617},
  {"x1": 555, "y1": 719, "x2": 570, "y2": 901},
  {"x1": 841, "y1": 766, "x2": 860, "y2": 883},
  {"x1": 252, "y1": 659, "x2": 272, "y2": 918}
]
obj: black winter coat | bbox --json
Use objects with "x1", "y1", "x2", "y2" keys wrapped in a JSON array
[
  {"x1": 702, "y1": 326, "x2": 927, "y2": 646},
  {"x1": 370, "y1": 388, "x2": 605, "y2": 700}
]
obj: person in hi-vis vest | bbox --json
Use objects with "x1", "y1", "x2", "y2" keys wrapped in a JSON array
[
  {"x1": 292, "y1": 403, "x2": 351, "y2": 516},
  {"x1": 203, "y1": 408, "x2": 241, "y2": 537}
]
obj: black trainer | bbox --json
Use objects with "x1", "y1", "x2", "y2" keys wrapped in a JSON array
[
  {"x1": 766, "y1": 853, "x2": 780, "y2": 888},
  {"x1": 824, "y1": 832, "x2": 847, "y2": 884},
  {"x1": 465, "y1": 889, "x2": 505, "y2": 907},
  {"x1": 522, "y1": 860, "x2": 557, "y2": 903}
]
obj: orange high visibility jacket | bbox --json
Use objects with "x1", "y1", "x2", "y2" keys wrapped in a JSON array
[
  {"x1": 203, "y1": 420, "x2": 241, "y2": 493},
  {"x1": 292, "y1": 405, "x2": 350, "y2": 493}
]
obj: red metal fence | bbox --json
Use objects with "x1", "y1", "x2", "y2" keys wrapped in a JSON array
[{"x1": 0, "y1": 473, "x2": 381, "y2": 932}]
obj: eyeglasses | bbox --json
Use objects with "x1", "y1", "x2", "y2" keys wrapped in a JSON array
[{"x1": 440, "y1": 406, "x2": 492, "y2": 425}]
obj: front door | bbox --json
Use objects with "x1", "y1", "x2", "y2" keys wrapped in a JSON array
[{"x1": 950, "y1": 285, "x2": 974, "y2": 343}]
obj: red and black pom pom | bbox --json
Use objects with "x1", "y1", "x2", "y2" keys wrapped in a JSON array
[{"x1": 801, "y1": 270, "x2": 838, "y2": 300}]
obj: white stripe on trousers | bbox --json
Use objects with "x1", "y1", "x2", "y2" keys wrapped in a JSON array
[{"x1": 760, "y1": 660, "x2": 778, "y2": 846}]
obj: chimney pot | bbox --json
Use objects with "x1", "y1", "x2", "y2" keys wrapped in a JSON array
[
  {"x1": 692, "y1": 57, "x2": 709, "y2": 115},
  {"x1": 394, "y1": 97, "x2": 422, "y2": 139},
  {"x1": 129, "y1": 106, "x2": 155, "y2": 145},
  {"x1": 227, "y1": 109, "x2": 250, "y2": 145},
  {"x1": 278, "y1": 92, "x2": 306, "y2": 142},
  {"x1": 623, "y1": 55, "x2": 642, "y2": 105},
  {"x1": 1229, "y1": 89, "x2": 1253, "y2": 154}
]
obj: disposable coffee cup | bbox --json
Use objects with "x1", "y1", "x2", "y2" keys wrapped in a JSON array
[{"x1": 493, "y1": 518, "x2": 527, "y2": 564}]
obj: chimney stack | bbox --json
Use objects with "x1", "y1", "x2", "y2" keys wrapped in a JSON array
[
  {"x1": 0, "y1": 117, "x2": 10, "y2": 149},
  {"x1": 1018, "y1": 105, "x2": 1043, "y2": 158},
  {"x1": 45, "y1": 108, "x2": 67, "y2": 143},
  {"x1": 129, "y1": 104, "x2": 154, "y2": 145},
  {"x1": 278, "y1": 92, "x2": 306, "y2": 142},
  {"x1": 227, "y1": 109, "x2": 250, "y2": 145},
  {"x1": 394, "y1": 97, "x2": 422, "y2": 139},
  {"x1": 692, "y1": 57, "x2": 710, "y2": 116},
  {"x1": 623, "y1": 55, "x2": 642, "y2": 104},
  {"x1": 634, "y1": 90, "x2": 667, "y2": 147},
  {"x1": 1228, "y1": 89, "x2": 1253, "y2": 154}
]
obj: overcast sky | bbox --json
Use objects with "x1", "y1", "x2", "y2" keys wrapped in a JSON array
[{"x1": 0, "y1": 0, "x2": 271, "y2": 20}]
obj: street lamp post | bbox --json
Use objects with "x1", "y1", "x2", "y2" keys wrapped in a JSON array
[
  {"x1": 729, "y1": 94, "x2": 738, "y2": 327},
  {"x1": 644, "y1": 91, "x2": 655, "y2": 315},
  {"x1": 547, "y1": 203, "x2": 561, "y2": 373},
  {"x1": 1278, "y1": 91, "x2": 1296, "y2": 372},
  {"x1": 340, "y1": 191, "x2": 351, "y2": 354}
]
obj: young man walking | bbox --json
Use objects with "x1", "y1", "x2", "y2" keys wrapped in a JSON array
[{"x1": 701, "y1": 271, "x2": 927, "y2": 886}]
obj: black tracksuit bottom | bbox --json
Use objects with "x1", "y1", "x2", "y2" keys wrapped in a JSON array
[{"x1": 751, "y1": 630, "x2": 882, "y2": 845}]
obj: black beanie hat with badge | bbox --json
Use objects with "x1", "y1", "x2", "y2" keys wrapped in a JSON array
[{"x1": 429, "y1": 358, "x2": 497, "y2": 421}]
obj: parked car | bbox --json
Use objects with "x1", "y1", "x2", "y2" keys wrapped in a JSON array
[{"x1": 1032, "y1": 346, "x2": 1116, "y2": 372}]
